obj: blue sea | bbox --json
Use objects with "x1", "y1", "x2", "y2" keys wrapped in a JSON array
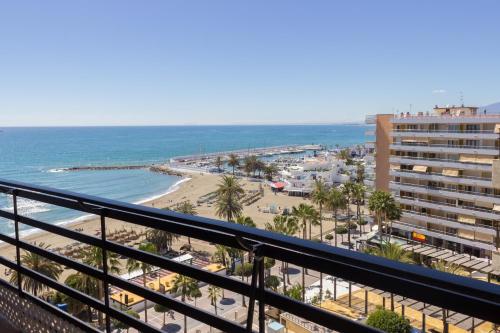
[{"x1": 0, "y1": 125, "x2": 367, "y2": 235}]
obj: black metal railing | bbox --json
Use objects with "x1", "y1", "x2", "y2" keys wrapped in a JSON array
[{"x1": 0, "y1": 178, "x2": 499, "y2": 333}]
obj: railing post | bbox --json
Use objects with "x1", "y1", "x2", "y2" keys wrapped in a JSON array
[
  {"x1": 258, "y1": 253, "x2": 265, "y2": 333},
  {"x1": 100, "y1": 212, "x2": 111, "y2": 333},
  {"x1": 244, "y1": 243, "x2": 263, "y2": 333},
  {"x1": 12, "y1": 190, "x2": 22, "y2": 296}
]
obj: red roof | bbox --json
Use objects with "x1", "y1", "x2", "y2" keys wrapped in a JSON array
[{"x1": 272, "y1": 182, "x2": 285, "y2": 189}]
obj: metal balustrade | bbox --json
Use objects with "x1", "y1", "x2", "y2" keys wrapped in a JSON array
[{"x1": 0, "y1": 178, "x2": 499, "y2": 333}]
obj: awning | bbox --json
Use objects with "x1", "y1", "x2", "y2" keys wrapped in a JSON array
[
  {"x1": 495, "y1": 124, "x2": 500, "y2": 134},
  {"x1": 476, "y1": 200, "x2": 494, "y2": 209},
  {"x1": 271, "y1": 182, "x2": 285, "y2": 189},
  {"x1": 442, "y1": 168, "x2": 459, "y2": 177},
  {"x1": 459, "y1": 155, "x2": 494, "y2": 164},
  {"x1": 412, "y1": 165, "x2": 428, "y2": 172},
  {"x1": 458, "y1": 229, "x2": 475, "y2": 240},
  {"x1": 402, "y1": 138, "x2": 429, "y2": 143},
  {"x1": 458, "y1": 215, "x2": 476, "y2": 224},
  {"x1": 390, "y1": 164, "x2": 400, "y2": 170},
  {"x1": 493, "y1": 204, "x2": 500, "y2": 212}
]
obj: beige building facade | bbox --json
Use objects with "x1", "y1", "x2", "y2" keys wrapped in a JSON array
[{"x1": 368, "y1": 106, "x2": 500, "y2": 258}]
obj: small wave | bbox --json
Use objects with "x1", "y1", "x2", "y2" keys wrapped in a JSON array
[
  {"x1": 47, "y1": 168, "x2": 67, "y2": 173},
  {"x1": 135, "y1": 177, "x2": 191, "y2": 205},
  {"x1": 3, "y1": 198, "x2": 51, "y2": 216}
]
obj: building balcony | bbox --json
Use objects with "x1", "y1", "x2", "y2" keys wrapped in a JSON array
[
  {"x1": 391, "y1": 114, "x2": 500, "y2": 124},
  {"x1": 390, "y1": 143, "x2": 499, "y2": 156},
  {"x1": 391, "y1": 129, "x2": 499, "y2": 140},
  {"x1": 390, "y1": 169, "x2": 493, "y2": 188},
  {"x1": 389, "y1": 181, "x2": 500, "y2": 205},
  {"x1": 391, "y1": 220, "x2": 497, "y2": 252},
  {"x1": 0, "y1": 179, "x2": 498, "y2": 333},
  {"x1": 396, "y1": 201, "x2": 498, "y2": 233},
  {"x1": 389, "y1": 156, "x2": 493, "y2": 172}
]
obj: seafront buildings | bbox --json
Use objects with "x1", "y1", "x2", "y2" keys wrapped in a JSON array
[{"x1": 366, "y1": 105, "x2": 500, "y2": 259}]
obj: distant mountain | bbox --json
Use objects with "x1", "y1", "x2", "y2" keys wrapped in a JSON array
[{"x1": 481, "y1": 102, "x2": 500, "y2": 114}]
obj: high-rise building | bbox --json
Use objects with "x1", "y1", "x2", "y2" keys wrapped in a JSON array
[{"x1": 367, "y1": 105, "x2": 500, "y2": 258}]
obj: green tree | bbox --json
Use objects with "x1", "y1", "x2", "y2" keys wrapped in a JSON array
[
  {"x1": 265, "y1": 215, "x2": 298, "y2": 292},
  {"x1": 342, "y1": 182, "x2": 356, "y2": 249},
  {"x1": 207, "y1": 285, "x2": 221, "y2": 315},
  {"x1": 154, "y1": 303, "x2": 171, "y2": 326},
  {"x1": 64, "y1": 272, "x2": 97, "y2": 321},
  {"x1": 212, "y1": 244, "x2": 229, "y2": 268},
  {"x1": 126, "y1": 242, "x2": 156, "y2": 323},
  {"x1": 81, "y1": 246, "x2": 121, "y2": 326},
  {"x1": 311, "y1": 179, "x2": 329, "y2": 303},
  {"x1": 431, "y1": 260, "x2": 467, "y2": 276},
  {"x1": 191, "y1": 285, "x2": 202, "y2": 306},
  {"x1": 327, "y1": 188, "x2": 347, "y2": 247},
  {"x1": 10, "y1": 243, "x2": 62, "y2": 297},
  {"x1": 265, "y1": 275, "x2": 280, "y2": 292},
  {"x1": 254, "y1": 159, "x2": 266, "y2": 178},
  {"x1": 215, "y1": 156, "x2": 223, "y2": 173},
  {"x1": 285, "y1": 283, "x2": 303, "y2": 301},
  {"x1": 366, "y1": 308, "x2": 411, "y2": 333},
  {"x1": 234, "y1": 215, "x2": 256, "y2": 307},
  {"x1": 367, "y1": 242, "x2": 413, "y2": 264},
  {"x1": 146, "y1": 226, "x2": 179, "y2": 254},
  {"x1": 368, "y1": 190, "x2": 399, "y2": 241},
  {"x1": 175, "y1": 201, "x2": 197, "y2": 244},
  {"x1": 215, "y1": 175, "x2": 244, "y2": 221},
  {"x1": 113, "y1": 309, "x2": 140, "y2": 333},
  {"x1": 291, "y1": 203, "x2": 318, "y2": 301},
  {"x1": 264, "y1": 163, "x2": 279, "y2": 181},
  {"x1": 227, "y1": 153, "x2": 240, "y2": 175},
  {"x1": 171, "y1": 275, "x2": 199, "y2": 333},
  {"x1": 335, "y1": 225, "x2": 348, "y2": 243},
  {"x1": 355, "y1": 162, "x2": 365, "y2": 183}
]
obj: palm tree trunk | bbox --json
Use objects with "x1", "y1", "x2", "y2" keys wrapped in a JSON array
[
  {"x1": 286, "y1": 262, "x2": 291, "y2": 284},
  {"x1": 163, "y1": 312, "x2": 166, "y2": 326},
  {"x1": 319, "y1": 205, "x2": 323, "y2": 241},
  {"x1": 184, "y1": 314, "x2": 187, "y2": 333},
  {"x1": 97, "y1": 282, "x2": 104, "y2": 326},
  {"x1": 334, "y1": 211, "x2": 338, "y2": 247},
  {"x1": 303, "y1": 225, "x2": 308, "y2": 274},
  {"x1": 241, "y1": 253, "x2": 246, "y2": 307}
]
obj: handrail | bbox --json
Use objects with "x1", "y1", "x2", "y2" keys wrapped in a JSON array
[
  {"x1": 392, "y1": 129, "x2": 495, "y2": 134},
  {"x1": 392, "y1": 143, "x2": 497, "y2": 150},
  {"x1": 392, "y1": 169, "x2": 491, "y2": 182},
  {"x1": 391, "y1": 181, "x2": 500, "y2": 199},
  {"x1": 390, "y1": 155, "x2": 494, "y2": 166},
  {"x1": 396, "y1": 195, "x2": 500, "y2": 218},
  {"x1": 0, "y1": 178, "x2": 498, "y2": 332}
]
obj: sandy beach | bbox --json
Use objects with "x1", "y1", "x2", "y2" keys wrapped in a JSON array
[{"x1": 0, "y1": 170, "x2": 325, "y2": 280}]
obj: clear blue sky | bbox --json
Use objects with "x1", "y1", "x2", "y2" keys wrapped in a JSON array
[{"x1": 1, "y1": 1, "x2": 499, "y2": 126}]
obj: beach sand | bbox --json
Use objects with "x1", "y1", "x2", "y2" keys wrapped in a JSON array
[{"x1": 0, "y1": 170, "x2": 322, "y2": 280}]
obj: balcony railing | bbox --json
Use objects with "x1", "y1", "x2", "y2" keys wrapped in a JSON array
[
  {"x1": 397, "y1": 195, "x2": 500, "y2": 218},
  {"x1": 392, "y1": 129, "x2": 495, "y2": 133},
  {"x1": 393, "y1": 142, "x2": 497, "y2": 150},
  {"x1": 393, "y1": 169, "x2": 492, "y2": 182},
  {"x1": 0, "y1": 178, "x2": 499, "y2": 333},
  {"x1": 391, "y1": 181, "x2": 500, "y2": 200},
  {"x1": 390, "y1": 155, "x2": 494, "y2": 166}
]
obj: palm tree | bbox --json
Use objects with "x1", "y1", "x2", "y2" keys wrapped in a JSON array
[
  {"x1": 342, "y1": 182, "x2": 356, "y2": 249},
  {"x1": 355, "y1": 162, "x2": 365, "y2": 183},
  {"x1": 311, "y1": 179, "x2": 329, "y2": 242},
  {"x1": 234, "y1": 215, "x2": 256, "y2": 307},
  {"x1": 254, "y1": 159, "x2": 266, "y2": 178},
  {"x1": 311, "y1": 179, "x2": 329, "y2": 303},
  {"x1": 81, "y1": 246, "x2": 121, "y2": 326},
  {"x1": 207, "y1": 285, "x2": 222, "y2": 315},
  {"x1": 430, "y1": 260, "x2": 467, "y2": 276},
  {"x1": 212, "y1": 244, "x2": 229, "y2": 268},
  {"x1": 292, "y1": 203, "x2": 318, "y2": 301},
  {"x1": 368, "y1": 190, "x2": 398, "y2": 241},
  {"x1": 64, "y1": 272, "x2": 98, "y2": 321},
  {"x1": 265, "y1": 215, "x2": 298, "y2": 292},
  {"x1": 367, "y1": 242, "x2": 414, "y2": 263},
  {"x1": 146, "y1": 224, "x2": 179, "y2": 254},
  {"x1": 191, "y1": 286, "x2": 202, "y2": 306},
  {"x1": 126, "y1": 242, "x2": 156, "y2": 323},
  {"x1": 327, "y1": 188, "x2": 347, "y2": 247},
  {"x1": 215, "y1": 175, "x2": 244, "y2": 221},
  {"x1": 215, "y1": 156, "x2": 223, "y2": 173},
  {"x1": 227, "y1": 154, "x2": 239, "y2": 175},
  {"x1": 352, "y1": 183, "x2": 366, "y2": 236},
  {"x1": 171, "y1": 275, "x2": 198, "y2": 333},
  {"x1": 175, "y1": 201, "x2": 197, "y2": 245},
  {"x1": 264, "y1": 163, "x2": 279, "y2": 181},
  {"x1": 243, "y1": 155, "x2": 258, "y2": 176},
  {"x1": 154, "y1": 303, "x2": 171, "y2": 327},
  {"x1": 10, "y1": 243, "x2": 62, "y2": 297}
]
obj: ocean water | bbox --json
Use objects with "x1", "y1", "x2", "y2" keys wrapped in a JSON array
[{"x1": 0, "y1": 125, "x2": 367, "y2": 235}]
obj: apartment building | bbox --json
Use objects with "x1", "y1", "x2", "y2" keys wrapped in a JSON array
[{"x1": 368, "y1": 105, "x2": 500, "y2": 259}]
